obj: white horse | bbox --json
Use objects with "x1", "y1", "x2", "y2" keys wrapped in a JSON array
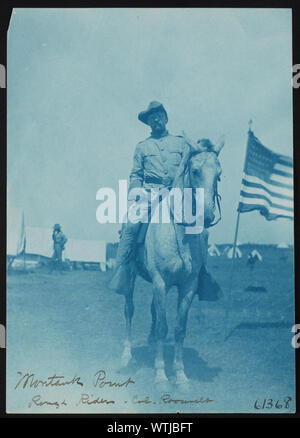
[{"x1": 121, "y1": 138, "x2": 224, "y2": 386}]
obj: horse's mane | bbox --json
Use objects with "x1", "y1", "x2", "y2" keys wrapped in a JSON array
[
  {"x1": 197, "y1": 138, "x2": 215, "y2": 151},
  {"x1": 172, "y1": 137, "x2": 219, "y2": 190}
]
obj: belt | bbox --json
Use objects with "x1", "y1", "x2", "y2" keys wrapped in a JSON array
[{"x1": 144, "y1": 175, "x2": 173, "y2": 186}]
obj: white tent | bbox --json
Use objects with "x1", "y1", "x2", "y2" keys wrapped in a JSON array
[
  {"x1": 250, "y1": 249, "x2": 263, "y2": 261},
  {"x1": 227, "y1": 247, "x2": 242, "y2": 259},
  {"x1": 18, "y1": 226, "x2": 106, "y2": 264},
  {"x1": 99, "y1": 262, "x2": 107, "y2": 272},
  {"x1": 208, "y1": 243, "x2": 220, "y2": 257},
  {"x1": 222, "y1": 245, "x2": 230, "y2": 255},
  {"x1": 106, "y1": 257, "x2": 117, "y2": 270},
  {"x1": 25, "y1": 226, "x2": 54, "y2": 258},
  {"x1": 64, "y1": 239, "x2": 106, "y2": 264},
  {"x1": 7, "y1": 206, "x2": 25, "y2": 256},
  {"x1": 277, "y1": 242, "x2": 289, "y2": 249}
]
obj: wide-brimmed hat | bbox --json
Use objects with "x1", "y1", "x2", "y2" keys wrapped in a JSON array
[
  {"x1": 53, "y1": 223, "x2": 61, "y2": 230},
  {"x1": 138, "y1": 101, "x2": 168, "y2": 125}
]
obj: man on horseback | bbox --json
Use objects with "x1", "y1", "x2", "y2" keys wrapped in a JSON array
[{"x1": 109, "y1": 101, "x2": 221, "y2": 300}]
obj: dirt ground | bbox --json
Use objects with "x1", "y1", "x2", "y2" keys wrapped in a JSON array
[{"x1": 6, "y1": 247, "x2": 295, "y2": 413}]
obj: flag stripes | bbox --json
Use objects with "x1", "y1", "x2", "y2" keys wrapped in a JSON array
[
  {"x1": 238, "y1": 130, "x2": 293, "y2": 220},
  {"x1": 240, "y1": 186, "x2": 293, "y2": 209}
]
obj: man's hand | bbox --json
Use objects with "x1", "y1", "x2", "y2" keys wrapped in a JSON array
[
  {"x1": 128, "y1": 187, "x2": 148, "y2": 202},
  {"x1": 128, "y1": 191, "x2": 137, "y2": 201}
]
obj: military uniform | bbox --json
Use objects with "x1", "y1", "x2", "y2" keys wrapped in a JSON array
[
  {"x1": 109, "y1": 101, "x2": 222, "y2": 301},
  {"x1": 129, "y1": 131, "x2": 189, "y2": 191},
  {"x1": 114, "y1": 131, "x2": 190, "y2": 268},
  {"x1": 52, "y1": 226, "x2": 67, "y2": 262}
]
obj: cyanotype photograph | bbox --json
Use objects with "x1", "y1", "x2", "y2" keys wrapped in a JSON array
[{"x1": 6, "y1": 8, "x2": 295, "y2": 413}]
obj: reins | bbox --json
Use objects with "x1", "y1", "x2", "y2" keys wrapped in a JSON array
[
  {"x1": 167, "y1": 148, "x2": 222, "y2": 229},
  {"x1": 207, "y1": 188, "x2": 222, "y2": 228},
  {"x1": 187, "y1": 149, "x2": 222, "y2": 229}
]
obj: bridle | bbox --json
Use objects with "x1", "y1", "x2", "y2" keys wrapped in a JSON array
[
  {"x1": 168, "y1": 147, "x2": 222, "y2": 229},
  {"x1": 207, "y1": 183, "x2": 222, "y2": 228},
  {"x1": 189, "y1": 149, "x2": 222, "y2": 229}
]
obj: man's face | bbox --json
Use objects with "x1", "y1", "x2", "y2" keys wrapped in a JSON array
[{"x1": 147, "y1": 110, "x2": 167, "y2": 132}]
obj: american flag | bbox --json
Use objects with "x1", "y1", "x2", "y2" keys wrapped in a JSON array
[{"x1": 238, "y1": 130, "x2": 293, "y2": 220}]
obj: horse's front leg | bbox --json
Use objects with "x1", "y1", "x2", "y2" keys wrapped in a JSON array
[
  {"x1": 152, "y1": 274, "x2": 168, "y2": 385},
  {"x1": 121, "y1": 276, "x2": 135, "y2": 367},
  {"x1": 148, "y1": 298, "x2": 157, "y2": 345},
  {"x1": 174, "y1": 279, "x2": 197, "y2": 385}
]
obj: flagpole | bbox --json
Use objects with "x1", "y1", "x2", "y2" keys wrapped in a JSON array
[
  {"x1": 231, "y1": 211, "x2": 241, "y2": 264},
  {"x1": 224, "y1": 120, "x2": 252, "y2": 340},
  {"x1": 224, "y1": 211, "x2": 241, "y2": 340}
]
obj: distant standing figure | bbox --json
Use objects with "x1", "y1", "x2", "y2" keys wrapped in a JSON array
[
  {"x1": 247, "y1": 252, "x2": 258, "y2": 271},
  {"x1": 52, "y1": 224, "x2": 67, "y2": 262}
]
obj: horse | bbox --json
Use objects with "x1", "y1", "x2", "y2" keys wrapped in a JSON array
[{"x1": 121, "y1": 137, "x2": 224, "y2": 387}]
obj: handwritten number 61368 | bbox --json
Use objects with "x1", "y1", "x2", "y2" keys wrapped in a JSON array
[{"x1": 254, "y1": 397, "x2": 292, "y2": 410}]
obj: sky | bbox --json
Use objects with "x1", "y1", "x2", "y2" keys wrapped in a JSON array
[{"x1": 7, "y1": 8, "x2": 294, "y2": 244}]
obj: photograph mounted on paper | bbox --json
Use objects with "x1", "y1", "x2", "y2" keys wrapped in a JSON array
[{"x1": 6, "y1": 8, "x2": 295, "y2": 413}]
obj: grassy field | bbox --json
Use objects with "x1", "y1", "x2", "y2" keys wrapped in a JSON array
[{"x1": 6, "y1": 246, "x2": 295, "y2": 413}]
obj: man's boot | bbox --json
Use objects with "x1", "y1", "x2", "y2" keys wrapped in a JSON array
[
  {"x1": 109, "y1": 263, "x2": 133, "y2": 295},
  {"x1": 195, "y1": 228, "x2": 222, "y2": 301},
  {"x1": 108, "y1": 221, "x2": 141, "y2": 295},
  {"x1": 197, "y1": 264, "x2": 223, "y2": 301}
]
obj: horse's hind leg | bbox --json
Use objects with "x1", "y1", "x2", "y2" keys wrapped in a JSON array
[
  {"x1": 121, "y1": 276, "x2": 135, "y2": 367},
  {"x1": 148, "y1": 298, "x2": 156, "y2": 345},
  {"x1": 152, "y1": 274, "x2": 168, "y2": 384},
  {"x1": 174, "y1": 279, "x2": 197, "y2": 385}
]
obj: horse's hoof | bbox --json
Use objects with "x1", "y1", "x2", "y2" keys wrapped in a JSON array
[
  {"x1": 154, "y1": 368, "x2": 169, "y2": 391},
  {"x1": 154, "y1": 375, "x2": 168, "y2": 383},
  {"x1": 121, "y1": 358, "x2": 131, "y2": 368},
  {"x1": 121, "y1": 351, "x2": 132, "y2": 368},
  {"x1": 175, "y1": 371, "x2": 189, "y2": 389}
]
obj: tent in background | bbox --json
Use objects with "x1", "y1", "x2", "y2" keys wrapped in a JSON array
[
  {"x1": 7, "y1": 207, "x2": 25, "y2": 256},
  {"x1": 208, "y1": 243, "x2": 220, "y2": 257},
  {"x1": 106, "y1": 258, "x2": 117, "y2": 270},
  {"x1": 227, "y1": 246, "x2": 242, "y2": 259},
  {"x1": 99, "y1": 262, "x2": 107, "y2": 272},
  {"x1": 25, "y1": 226, "x2": 54, "y2": 258},
  {"x1": 277, "y1": 242, "x2": 289, "y2": 249},
  {"x1": 250, "y1": 249, "x2": 263, "y2": 261},
  {"x1": 7, "y1": 209, "x2": 107, "y2": 269},
  {"x1": 222, "y1": 246, "x2": 230, "y2": 255},
  {"x1": 64, "y1": 239, "x2": 106, "y2": 265}
]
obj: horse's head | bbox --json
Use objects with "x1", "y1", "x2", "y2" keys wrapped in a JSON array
[{"x1": 188, "y1": 137, "x2": 224, "y2": 228}]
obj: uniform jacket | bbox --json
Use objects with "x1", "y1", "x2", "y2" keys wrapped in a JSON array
[
  {"x1": 52, "y1": 230, "x2": 67, "y2": 248},
  {"x1": 129, "y1": 131, "x2": 190, "y2": 191}
]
